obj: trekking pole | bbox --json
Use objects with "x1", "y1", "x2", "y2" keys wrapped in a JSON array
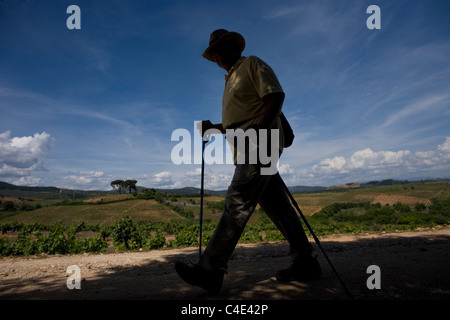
[
  {"x1": 279, "y1": 176, "x2": 352, "y2": 298},
  {"x1": 198, "y1": 135, "x2": 208, "y2": 259}
]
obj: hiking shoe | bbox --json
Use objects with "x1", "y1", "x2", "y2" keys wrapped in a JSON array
[
  {"x1": 175, "y1": 261, "x2": 224, "y2": 294},
  {"x1": 275, "y1": 255, "x2": 322, "y2": 282}
]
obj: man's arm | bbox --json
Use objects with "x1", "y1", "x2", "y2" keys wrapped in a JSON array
[
  {"x1": 198, "y1": 120, "x2": 225, "y2": 136},
  {"x1": 259, "y1": 92, "x2": 285, "y2": 129},
  {"x1": 198, "y1": 91, "x2": 284, "y2": 136}
]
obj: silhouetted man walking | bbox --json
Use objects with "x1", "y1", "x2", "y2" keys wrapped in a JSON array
[{"x1": 175, "y1": 29, "x2": 321, "y2": 294}]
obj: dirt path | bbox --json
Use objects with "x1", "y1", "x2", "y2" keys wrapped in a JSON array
[{"x1": 1, "y1": 226, "x2": 449, "y2": 302}]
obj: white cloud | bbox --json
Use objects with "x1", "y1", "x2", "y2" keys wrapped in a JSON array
[
  {"x1": 185, "y1": 168, "x2": 202, "y2": 176},
  {"x1": 147, "y1": 171, "x2": 181, "y2": 189},
  {"x1": 153, "y1": 171, "x2": 172, "y2": 183},
  {"x1": 0, "y1": 131, "x2": 53, "y2": 184},
  {"x1": 313, "y1": 148, "x2": 414, "y2": 174},
  {"x1": 307, "y1": 138, "x2": 450, "y2": 184},
  {"x1": 278, "y1": 163, "x2": 294, "y2": 175},
  {"x1": 313, "y1": 156, "x2": 347, "y2": 173},
  {"x1": 207, "y1": 173, "x2": 232, "y2": 190},
  {"x1": 59, "y1": 170, "x2": 111, "y2": 190},
  {"x1": 438, "y1": 137, "x2": 450, "y2": 154},
  {"x1": 12, "y1": 176, "x2": 42, "y2": 186},
  {"x1": 413, "y1": 137, "x2": 450, "y2": 167}
]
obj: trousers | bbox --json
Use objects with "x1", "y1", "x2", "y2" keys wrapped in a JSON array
[{"x1": 197, "y1": 161, "x2": 313, "y2": 272}]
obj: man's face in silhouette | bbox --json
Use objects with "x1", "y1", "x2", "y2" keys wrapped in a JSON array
[{"x1": 210, "y1": 41, "x2": 242, "y2": 72}]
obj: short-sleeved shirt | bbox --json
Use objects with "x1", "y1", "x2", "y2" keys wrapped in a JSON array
[{"x1": 222, "y1": 56, "x2": 285, "y2": 161}]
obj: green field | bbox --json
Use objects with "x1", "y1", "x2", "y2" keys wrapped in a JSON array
[
  {"x1": 1, "y1": 179, "x2": 449, "y2": 256},
  {"x1": 293, "y1": 179, "x2": 447, "y2": 215},
  {"x1": 0, "y1": 197, "x2": 180, "y2": 226}
]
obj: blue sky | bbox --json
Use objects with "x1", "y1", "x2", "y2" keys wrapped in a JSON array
[{"x1": 1, "y1": 0, "x2": 449, "y2": 190}]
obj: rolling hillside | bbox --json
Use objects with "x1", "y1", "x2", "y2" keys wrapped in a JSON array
[
  {"x1": 1, "y1": 179, "x2": 448, "y2": 225},
  {"x1": 0, "y1": 180, "x2": 327, "y2": 199}
]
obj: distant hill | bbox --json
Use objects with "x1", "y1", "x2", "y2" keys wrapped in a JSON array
[
  {"x1": 0, "y1": 181, "x2": 110, "y2": 200},
  {"x1": 330, "y1": 179, "x2": 412, "y2": 190},
  {"x1": 289, "y1": 185, "x2": 327, "y2": 193},
  {"x1": 0, "y1": 181, "x2": 61, "y2": 193},
  {"x1": 155, "y1": 187, "x2": 227, "y2": 197},
  {"x1": 0, "y1": 180, "x2": 327, "y2": 199},
  {"x1": 155, "y1": 185, "x2": 327, "y2": 196},
  {"x1": 2, "y1": 179, "x2": 446, "y2": 200},
  {"x1": 329, "y1": 183, "x2": 361, "y2": 189},
  {"x1": 362, "y1": 179, "x2": 410, "y2": 187}
]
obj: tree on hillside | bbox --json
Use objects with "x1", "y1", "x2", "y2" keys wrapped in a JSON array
[
  {"x1": 111, "y1": 180, "x2": 124, "y2": 193},
  {"x1": 123, "y1": 180, "x2": 138, "y2": 193},
  {"x1": 111, "y1": 179, "x2": 138, "y2": 194}
]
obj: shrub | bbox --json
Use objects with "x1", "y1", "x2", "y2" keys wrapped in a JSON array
[
  {"x1": 264, "y1": 230, "x2": 285, "y2": 241},
  {"x1": 207, "y1": 201, "x2": 225, "y2": 212},
  {"x1": 174, "y1": 228, "x2": 198, "y2": 247},
  {"x1": 240, "y1": 230, "x2": 263, "y2": 243},
  {"x1": 9, "y1": 231, "x2": 39, "y2": 255},
  {"x1": 143, "y1": 232, "x2": 166, "y2": 250},
  {"x1": 112, "y1": 216, "x2": 142, "y2": 250},
  {"x1": 414, "y1": 203, "x2": 427, "y2": 212},
  {"x1": 39, "y1": 229, "x2": 71, "y2": 254},
  {"x1": 2, "y1": 201, "x2": 16, "y2": 211},
  {"x1": 200, "y1": 229, "x2": 214, "y2": 246},
  {"x1": 80, "y1": 235, "x2": 108, "y2": 253},
  {"x1": 20, "y1": 204, "x2": 35, "y2": 211},
  {"x1": 99, "y1": 225, "x2": 112, "y2": 239},
  {"x1": 0, "y1": 237, "x2": 10, "y2": 255},
  {"x1": 429, "y1": 198, "x2": 450, "y2": 217},
  {"x1": 393, "y1": 202, "x2": 411, "y2": 213}
]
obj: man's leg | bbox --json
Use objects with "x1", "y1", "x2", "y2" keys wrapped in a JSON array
[
  {"x1": 175, "y1": 162, "x2": 272, "y2": 293},
  {"x1": 258, "y1": 173, "x2": 313, "y2": 258},
  {"x1": 197, "y1": 162, "x2": 271, "y2": 272},
  {"x1": 259, "y1": 173, "x2": 321, "y2": 281}
]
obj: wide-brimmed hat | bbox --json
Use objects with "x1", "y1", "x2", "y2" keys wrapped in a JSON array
[{"x1": 202, "y1": 29, "x2": 245, "y2": 62}]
